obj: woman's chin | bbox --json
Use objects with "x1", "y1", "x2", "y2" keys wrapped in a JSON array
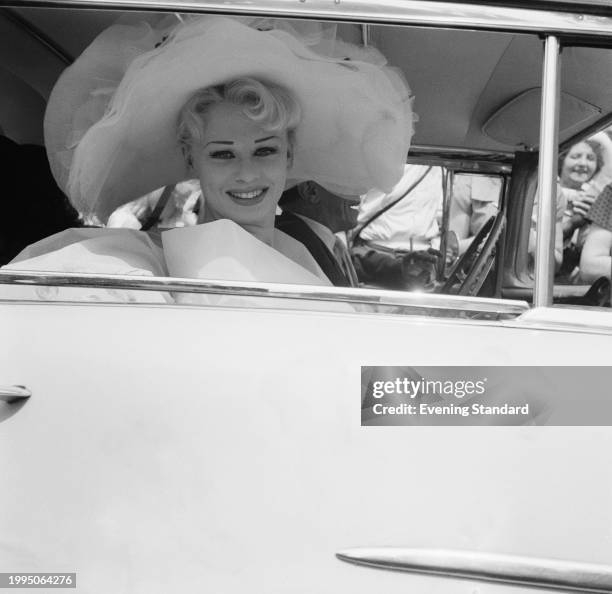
[{"x1": 563, "y1": 177, "x2": 586, "y2": 189}]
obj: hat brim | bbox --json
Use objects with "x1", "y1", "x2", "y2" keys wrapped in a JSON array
[{"x1": 45, "y1": 16, "x2": 414, "y2": 219}]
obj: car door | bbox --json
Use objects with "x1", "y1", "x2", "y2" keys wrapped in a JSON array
[{"x1": 3, "y1": 297, "x2": 612, "y2": 593}]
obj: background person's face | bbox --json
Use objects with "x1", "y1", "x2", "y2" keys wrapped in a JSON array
[
  {"x1": 313, "y1": 184, "x2": 360, "y2": 232},
  {"x1": 560, "y1": 142, "x2": 598, "y2": 189},
  {"x1": 192, "y1": 102, "x2": 290, "y2": 228}
]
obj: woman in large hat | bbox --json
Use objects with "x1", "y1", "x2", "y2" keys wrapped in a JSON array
[{"x1": 7, "y1": 15, "x2": 414, "y2": 289}]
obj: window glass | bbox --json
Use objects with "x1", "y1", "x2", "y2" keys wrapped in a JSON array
[
  {"x1": 352, "y1": 168, "x2": 505, "y2": 294},
  {"x1": 525, "y1": 44, "x2": 612, "y2": 308},
  {"x1": 554, "y1": 127, "x2": 612, "y2": 288},
  {"x1": 0, "y1": 7, "x2": 540, "y2": 309}
]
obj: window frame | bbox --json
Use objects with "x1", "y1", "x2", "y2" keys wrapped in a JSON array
[{"x1": 2, "y1": 0, "x2": 612, "y2": 317}]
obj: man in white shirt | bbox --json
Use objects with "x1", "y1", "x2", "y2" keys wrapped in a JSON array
[{"x1": 353, "y1": 164, "x2": 501, "y2": 289}]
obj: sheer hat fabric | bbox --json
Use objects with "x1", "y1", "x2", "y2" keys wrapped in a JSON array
[{"x1": 44, "y1": 15, "x2": 414, "y2": 219}]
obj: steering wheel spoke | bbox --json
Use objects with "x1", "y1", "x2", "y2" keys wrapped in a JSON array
[{"x1": 436, "y1": 215, "x2": 504, "y2": 296}]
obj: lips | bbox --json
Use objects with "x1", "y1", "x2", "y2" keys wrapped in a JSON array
[
  {"x1": 228, "y1": 189, "x2": 264, "y2": 199},
  {"x1": 569, "y1": 165, "x2": 593, "y2": 178},
  {"x1": 226, "y1": 188, "x2": 268, "y2": 205}
]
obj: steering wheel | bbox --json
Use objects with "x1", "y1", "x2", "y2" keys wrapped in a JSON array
[{"x1": 436, "y1": 215, "x2": 504, "y2": 295}]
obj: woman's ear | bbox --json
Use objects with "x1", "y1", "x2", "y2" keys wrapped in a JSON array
[
  {"x1": 286, "y1": 148, "x2": 294, "y2": 168},
  {"x1": 298, "y1": 181, "x2": 320, "y2": 205}
]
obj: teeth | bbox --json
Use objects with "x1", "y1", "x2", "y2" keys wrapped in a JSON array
[{"x1": 228, "y1": 190, "x2": 264, "y2": 199}]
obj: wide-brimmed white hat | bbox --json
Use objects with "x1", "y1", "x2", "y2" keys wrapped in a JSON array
[{"x1": 44, "y1": 15, "x2": 414, "y2": 219}]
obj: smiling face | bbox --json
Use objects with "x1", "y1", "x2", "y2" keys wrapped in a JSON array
[
  {"x1": 191, "y1": 102, "x2": 290, "y2": 230},
  {"x1": 560, "y1": 142, "x2": 598, "y2": 189}
]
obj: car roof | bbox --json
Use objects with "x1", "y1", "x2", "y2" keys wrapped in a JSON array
[{"x1": 3, "y1": 2, "x2": 612, "y2": 154}]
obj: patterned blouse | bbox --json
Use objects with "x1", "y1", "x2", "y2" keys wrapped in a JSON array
[{"x1": 588, "y1": 183, "x2": 612, "y2": 231}]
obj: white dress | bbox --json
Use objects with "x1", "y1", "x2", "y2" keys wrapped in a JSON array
[{"x1": 2, "y1": 220, "x2": 331, "y2": 304}]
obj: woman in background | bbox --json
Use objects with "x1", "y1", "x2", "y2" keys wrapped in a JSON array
[{"x1": 529, "y1": 132, "x2": 612, "y2": 275}]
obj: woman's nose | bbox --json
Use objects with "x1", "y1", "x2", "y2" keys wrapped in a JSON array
[{"x1": 236, "y1": 158, "x2": 258, "y2": 183}]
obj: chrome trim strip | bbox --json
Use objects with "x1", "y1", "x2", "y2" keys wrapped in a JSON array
[
  {"x1": 409, "y1": 145, "x2": 514, "y2": 162},
  {"x1": 0, "y1": 269, "x2": 529, "y2": 315},
  {"x1": 407, "y1": 159, "x2": 511, "y2": 174},
  {"x1": 5, "y1": 0, "x2": 612, "y2": 38},
  {"x1": 336, "y1": 548, "x2": 612, "y2": 594},
  {"x1": 0, "y1": 385, "x2": 31, "y2": 403},
  {"x1": 534, "y1": 35, "x2": 560, "y2": 308},
  {"x1": 511, "y1": 306, "x2": 612, "y2": 334},
  {"x1": 509, "y1": 319, "x2": 612, "y2": 335},
  {"x1": 437, "y1": 167, "x2": 453, "y2": 281},
  {"x1": 408, "y1": 146, "x2": 514, "y2": 174}
]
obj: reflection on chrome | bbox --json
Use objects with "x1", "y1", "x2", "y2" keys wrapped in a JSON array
[
  {"x1": 337, "y1": 548, "x2": 612, "y2": 593},
  {"x1": 0, "y1": 269, "x2": 528, "y2": 318},
  {"x1": 19, "y1": 0, "x2": 612, "y2": 38}
]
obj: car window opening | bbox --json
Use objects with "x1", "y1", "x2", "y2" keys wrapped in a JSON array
[{"x1": 0, "y1": 5, "x2": 610, "y2": 312}]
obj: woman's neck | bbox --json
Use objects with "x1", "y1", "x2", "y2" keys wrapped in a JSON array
[
  {"x1": 239, "y1": 221, "x2": 275, "y2": 247},
  {"x1": 201, "y1": 208, "x2": 275, "y2": 247},
  {"x1": 562, "y1": 178, "x2": 584, "y2": 191}
]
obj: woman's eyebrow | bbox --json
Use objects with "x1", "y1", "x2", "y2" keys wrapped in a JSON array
[
  {"x1": 204, "y1": 140, "x2": 234, "y2": 147},
  {"x1": 204, "y1": 137, "x2": 277, "y2": 147}
]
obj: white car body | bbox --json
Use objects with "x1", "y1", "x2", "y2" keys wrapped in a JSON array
[{"x1": 1, "y1": 0, "x2": 612, "y2": 592}]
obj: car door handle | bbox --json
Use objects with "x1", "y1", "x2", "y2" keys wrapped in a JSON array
[
  {"x1": 0, "y1": 385, "x2": 31, "y2": 403},
  {"x1": 336, "y1": 548, "x2": 612, "y2": 593}
]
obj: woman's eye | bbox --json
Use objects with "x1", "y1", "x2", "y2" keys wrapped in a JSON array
[
  {"x1": 255, "y1": 146, "x2": 279, "y2": 157},
  {"x1": 210, "y1": 150, "x2": 234, "y2": 159}
]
